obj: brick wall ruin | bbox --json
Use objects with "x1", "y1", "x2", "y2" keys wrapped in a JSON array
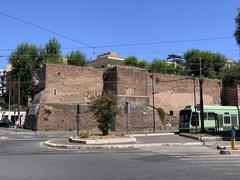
[
  {"x1": 105, "y1": 66, "x2": 163, "y2": 131},
  {"x1": 148, "y1": 73, "x2": 221, "y2": 115},
  {"x1": 25, "y1": 64, "x2": 222, "y2": 132},
  {"x1": 221, "y1": 83, "x2": 240, "y2": 106}
]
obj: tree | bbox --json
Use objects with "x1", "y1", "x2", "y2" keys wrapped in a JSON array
[
  {"x1": 9, "y1": 43, "x2": 44, "y2": 104},
  {"x1": 124, "y1": 56, "x2": 148, "y2": 69},
  {"x1": 184, "y1": 49, "x2": 226, "y2": 78},
  {"x1": 222, "y1": 63, "x2": 240, "y2": 86},
  {"x1": 124, "y1": 56, "x2": 138, "y2": 66},
  {"x1": 137, "y1": 60, "x2": 148, "y2": 69},
  {"x1": 89, "y1": 92, "x2": 121, "y2": 135},
  {"x1": 166, "y1": 54, "x2": 184, "y2": 64},
  {"x1": 234, "y1": 8, "x2": 240, "y2": 46},
  {"x1": 44, "y1": 38, "x2": 63, "y2": 64},
  {"x1": 149, "y1": 59, "x2": 171, "y2": 74},
  {"x1": 67, "y1": 50, "x2": 86, "y2": 66}
]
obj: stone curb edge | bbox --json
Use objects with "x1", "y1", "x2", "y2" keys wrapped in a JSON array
[
  {"x1": 69, "y1": 136, "x2": 137, "y2": 145},
  {"x1": 179, "y1": 133, "x2": 226, "y2": 141},
  {"x1": 130, "y1": 133, "x2": 175, "y2": 137},
  {"x1": 180, "y1": 133, "x2": 240, "y2": 142},
  {"x1": 42, "y1": 140, "x2": 203, "y2": 150}
]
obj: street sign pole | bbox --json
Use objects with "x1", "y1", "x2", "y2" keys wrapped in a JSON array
[{"x1": 124, "y1": 102, "x2": 130, "y2": 134}]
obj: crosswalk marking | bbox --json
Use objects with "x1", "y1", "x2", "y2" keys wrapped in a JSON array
[{"x1": 174, "y1": 152, "x2": 240, "y2": 175}]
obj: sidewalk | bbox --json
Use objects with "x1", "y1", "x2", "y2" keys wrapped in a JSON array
[{"x1": 42, "y1": 134, "x2": 203, "y2": 150}]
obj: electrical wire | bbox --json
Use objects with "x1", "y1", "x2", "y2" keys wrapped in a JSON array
[{"x1": 0, "y1": 11, "x2": 95, "y2": 49}]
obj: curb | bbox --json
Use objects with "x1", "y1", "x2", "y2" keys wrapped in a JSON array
[
  {"x1": 179, "y1": 133, "x2": 226, "y2": 141},
  {"x1": 179, "y1": 133, "x2": 201, "y2": 140},
  {"x1": 131, "y1": 133, "x2": 175, "y2": 137},
  {"x1": 42, "y1": 140, "x2": 203, "y2": 150},
  {"x1": 69, "y1": 136, "x2": 137, "y2": 145}
]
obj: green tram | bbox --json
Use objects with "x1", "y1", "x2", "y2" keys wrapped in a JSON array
[{"x1": 179, "y1": 105, "x2": 240, "y2": 133}]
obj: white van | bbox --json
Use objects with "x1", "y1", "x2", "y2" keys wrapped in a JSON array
[{"x1": 0, "y1": 111, "x2": 26, "y2": 127}]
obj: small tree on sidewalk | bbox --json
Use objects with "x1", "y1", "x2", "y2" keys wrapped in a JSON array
[{"x1": 90, "y1": 92, "x2": 121, "y2": 135}]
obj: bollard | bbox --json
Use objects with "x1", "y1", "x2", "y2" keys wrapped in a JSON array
[{"x1": 231, "y1": 127, "x2": 237, "y2": 150}]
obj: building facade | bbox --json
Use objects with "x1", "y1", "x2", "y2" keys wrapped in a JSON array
[{"x1": 88, "y1": 52, "x2": 125, "y2": 68}]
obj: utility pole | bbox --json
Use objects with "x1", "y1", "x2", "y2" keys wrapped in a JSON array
[
  {"x1": 193, "y1": 75, "x2": 197, "y2": 133},
  {"x1": 18, "y1": 77, "x2": 21, "y2": 126},
  {"x1": 151, "y1": 71, "x2": 156, "y2": 132},
  {"x1": 8, "y1": 89, "x2": 10, "y2": 121},
  {"x1": 199, "y1": 58, "x2": 205, "y2": 133}
]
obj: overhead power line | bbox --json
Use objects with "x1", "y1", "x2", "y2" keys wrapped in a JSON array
[
  {"x1": 93, "y1": 36, "x2": 234, "y2": 49},
  {"x1": 0, "y1": 11, "x2": 95, "y2": 48},
  {"x1": 45, "y1": 36, "x2": 235, "y2": 49},
  {"x1": 0, "y1": 10, "x2": 235, "y2": 50}
]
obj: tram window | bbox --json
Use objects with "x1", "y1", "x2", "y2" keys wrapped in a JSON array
[
  {"x1": 191, "y1": 112, "x2": 199, "y2": 126},
  {"x1": 208, "y1": 112, "x2": 216, "y2": 120},
  {"x1": 224, "y1": 116, "x2": 230, "y2": 124}
]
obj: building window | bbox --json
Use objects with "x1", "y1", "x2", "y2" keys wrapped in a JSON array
[{"x1": 53, "y1": 89, "x2": 57, "y2": 96}]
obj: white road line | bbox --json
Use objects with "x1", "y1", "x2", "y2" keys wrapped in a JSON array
[
  {"x1": 189, "y1": 161, "x2": 240, "y2": 164},
  {"x1": 180, "y1": 157, "x2": 240, "y2": 161},
  {"x1": 0, "y1": 136, "x2": 8, "y2": 139},
  {"x1": 225, "y1": 172, "x2": 240, "y2": 175},
  {"x1": 199, "y1": 164, "x2": 240, "y2": 167},
  {"x1": 176, "y1": 155, "x2": 240, "y2": 158},
  {"x1": 211, "y1": 167, "x2": 240, "y2": 172}
]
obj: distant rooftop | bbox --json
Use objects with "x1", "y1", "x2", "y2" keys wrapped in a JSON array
[{"x1": 95, "y1": 52, "x2": 124, "y2": 61}]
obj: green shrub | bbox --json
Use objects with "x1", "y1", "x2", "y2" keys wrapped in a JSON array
[
  {"x1": 157, "y1": 108, "x2": 165, "y2": 123},
  {"x1": 90, "y1": 92, "x2": 121, "y2": 135},
  {"x1": 80, "y1": 130, "x2": 90, "y2": 138}
]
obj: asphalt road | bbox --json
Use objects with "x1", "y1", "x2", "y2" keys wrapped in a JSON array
[{"x1": 0, "y1": 128, "x2": 240, "y2": 180}]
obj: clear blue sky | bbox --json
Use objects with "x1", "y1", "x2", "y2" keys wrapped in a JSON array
[{"x1": 0, "y1": 0, "x2": 239, "y2": 69}]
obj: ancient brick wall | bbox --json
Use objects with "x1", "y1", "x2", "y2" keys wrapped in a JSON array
[
  {"x1": 148, "y1": 73, "x2": 221, "y2": 115},
  {"x1": 105, "y1": 66, "x2": 148, "y2": 96},
  {"x1": 42, "y1": 64, "x2": 104, "y2": 104},
  {"x1": 36, "y1": 104, "x2": 99, "y2": 131},
  {"x1": 26, "y1": 65, "x2": 221, "y2": 131},
  {"x1": 115, "y1": 66, "x2": 148, "y2": 96},
  {"x1": 106, "y1": 66, "x2": 163, "y2": 131},
  {"x1": 221, "y1": 84, "x2": 239, "y2": 106},
  {"x1": 25, "y1": 64, "x2": 104, "y2": 131},
  {"x1": 116, "y1": 96, "x2": 163, "y2": 132}
]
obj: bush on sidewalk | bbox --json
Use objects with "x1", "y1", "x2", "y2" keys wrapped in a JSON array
[{"x1": 90, "y1": 92, "x2": 121, "y2": 135}]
